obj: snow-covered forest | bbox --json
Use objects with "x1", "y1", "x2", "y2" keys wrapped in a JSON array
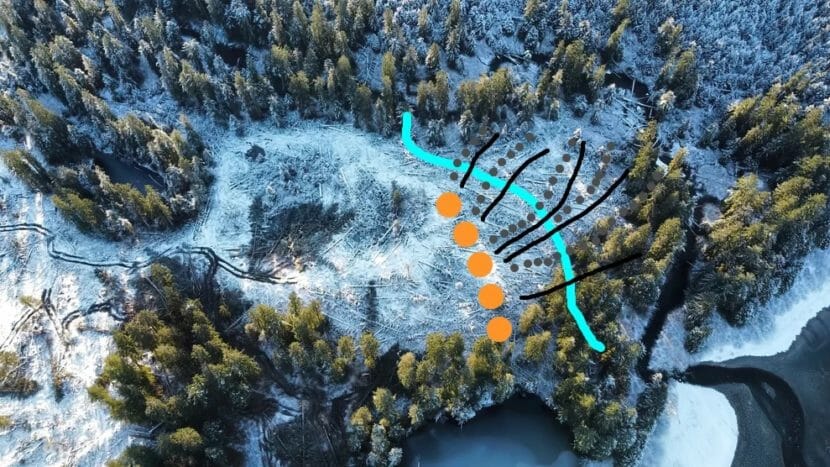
[{"x1": 0, "y1": 0, "x2": 828, "y2": 465}]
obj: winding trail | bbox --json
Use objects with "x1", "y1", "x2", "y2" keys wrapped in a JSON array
[
  {"x1": 401, "y1": 112, "x2": 604, "y2": 352},
  {"x1": 0, "y1": 223, "x2": 421, "y2": 338},
  {"x1": 0, "y1": 223, "x2": 296, "y2": 284}
]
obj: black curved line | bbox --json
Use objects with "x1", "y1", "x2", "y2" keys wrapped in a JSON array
[
  {"x1": 504, "y1": 168, "x2": 630, "y2": 262},
  {"x1": 480, "y1": 148, "x2": 550, "y2": 221},
  {"x1": 0, "y1": 223, "x2": 294, "y2": 284},
  {"x1": 460, "y1": 132, "x2": 500, "y2": 188},
  {"x1": 61, "y1": 300, "x2": 123, "y2": 329},
  {"x1": 519, "y1": 253, "x2": 642, "y2": 300},
  {"x1": 494, "y1": 141, "x2": 587, "y2": 254}
]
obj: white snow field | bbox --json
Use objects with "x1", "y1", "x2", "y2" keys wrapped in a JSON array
[
  {"x1": 640, "y1": 382, "x2": 738, "y2": 467},
  {"x1": 202, "y1": 106, "x2": 635, "y2": 349},
  {"x1": 701, "y1": 248, "x2": 830, "y2": 362},
  {"x1": 0, "y1": 194, "x2": 130, "y2": 465}
]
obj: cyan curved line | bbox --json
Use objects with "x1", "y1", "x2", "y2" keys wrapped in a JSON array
[{"x1": 401, "y1": 112, "x2": 605, "y2": 352}]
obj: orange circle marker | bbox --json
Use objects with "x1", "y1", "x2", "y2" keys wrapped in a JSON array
[
  {"x1": 478, "y1": 283, "x2": 504, "y2": 309},
  {"x1": 487, "y1": 316, "x2": 512, "y2": 342},
  {"x1": 453, "y1": 221, "x2": 478, "y2": 247},
  {"x1": 435, "y1": 192, "x2": 462, "y2": 217},
  {"x1": 467, "y1": 252, "x2": 493, "y2": 277}
]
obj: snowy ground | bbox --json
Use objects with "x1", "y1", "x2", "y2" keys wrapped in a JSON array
[
  {"x1": 0, "y1": 194, "x2": 130, "y2": 465},
  {"x1": 0, "y1": 92, "x2": 823, "y2": 465},
  {"x1": 0, "y1": 0, "x2": 825, "y2": 464},
  {"x1": 640, "y1": 382, "x2": 738, "y2": 467},
  {"x1": 701, "y1": 248, "x2": 830, "y2": 361},
  {"x1": 0, "y1": 88, "x2": 641, "y2": 463},
  {"x1": 188, "y1": 91, "x2": 642, "y2": 352}
]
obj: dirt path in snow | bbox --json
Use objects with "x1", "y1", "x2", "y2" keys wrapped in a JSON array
[{"x1": 0, "y1": 222, "x2": 296, "y2": 284}]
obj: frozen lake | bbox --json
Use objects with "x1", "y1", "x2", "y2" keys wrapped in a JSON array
[{"x1": 403, "y1": 396, "x2": 578, "y2": 467}]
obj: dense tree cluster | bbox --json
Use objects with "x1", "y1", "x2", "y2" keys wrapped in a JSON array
[
  {"x1": 604, "y1": 18, "x2": 630, "y2": 63},
  {"x1": 715, "y1": 70, "x2": 825, "y2": 171},
  {"x1": 656, "y1": 17, "x2": 683, "y2": 57},
  {"x1": 442, "y1": 0, "x2": 467, "y2": 69},
  {"x1": 613, "y1": 123, "x2": 692, "y2": 312},
  {"x1": 519, "y1": 222, "x2": 680, "y2": 462},
  {"x1": 686, "y1": 167, "x2": 829, "y2": 349},
  {"x1": 643, "y1": 17, "x2": 698, "y2": 109},
  {"x1": 538, "y1": 267, "x2": 641, "y2": 461},
  {"x1": 1, "y1": 86, "x2": 207, "y2": 237},
  {"x1": 347, "y1": 387, "x2": 404, "y2": 466},
  {"x1": 616, "y1": 374, "x2": 668, "y2": 465},
  {"x1": 416, "y1": 71, "x2": 449, "y2": 121},
  {"x1": 450, "y1": 26, "x2": 625, "y2": 135},
  {"x1": 513, "y1": 121, "x2": 691, "y2": 462},
  {"x1": 656, "y1": 49, "x2": 697, "y2": 108},
  {"x1": 2, "y1": 149, "x2": 51, "y2": 192},
  {"x1": 90, "y1": 264, "x2": 261, "y2": 465},
  {"x1": 685, "y1": 75, "x2": 829, "y2": 351},
  {"x1": 90, "y1": 258, "x2": 386, "y2": 465},
  {"x1": 245, "y1": 293, "x2": 376, "y2": 382},
  {"x1": 455, "y1": 68, "x2": 514, "y2": 123},
  {"x1": 347, "y1": 332, "x2": 514, "y2": 466},
  {"x1": 245, "y1": 293, "x2": 385, "y2": 464},
  {"x1": 549, "y1": 39, "x2": 606, "y2": 102},
  {"x1": 0, "y1": 0, "x2": 217, "y2": 237},
  {"x1": 520, "y1": 0, "x2": 545, "y2": 51}
]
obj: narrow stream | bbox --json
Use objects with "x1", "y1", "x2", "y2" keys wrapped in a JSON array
[
  {"x1": 637, "y1": 195, "x2": 715, "y2": 378},
  {"x1": 0, "y1": 223, "x2": 294, "y2": 283},
  {"x1": 637, "y1": 216, "x2": 697, "y2": 379}
]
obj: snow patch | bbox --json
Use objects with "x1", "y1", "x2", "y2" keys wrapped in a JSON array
[{"x1": 639, "y1": 382, "x2": 737, "y2": 467}]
